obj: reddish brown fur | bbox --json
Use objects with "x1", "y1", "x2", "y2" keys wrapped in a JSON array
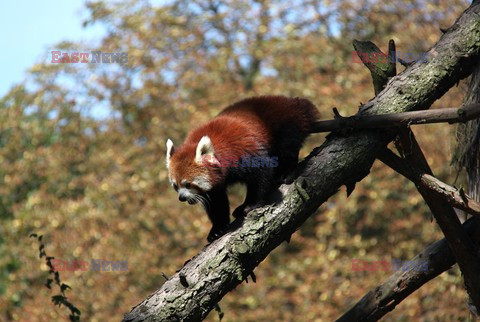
[{"x1": 169, "y1": 96, "x2": 319, "y2": 189}]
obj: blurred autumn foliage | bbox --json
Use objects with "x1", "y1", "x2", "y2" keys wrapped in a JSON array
[{"x1": 1, "y1": 0, "x2": 475, "y2": 320}]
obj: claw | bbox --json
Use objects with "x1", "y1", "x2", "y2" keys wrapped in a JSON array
[
  {"x1": 207, "y1": 225, "x2": 229, "y2": 242},
  {"x1": 282, "y1": 174, "x2": 295, "y2": 185},
  {"x1": 233, "y1": 202, "x2": 265, "y2": 218}
]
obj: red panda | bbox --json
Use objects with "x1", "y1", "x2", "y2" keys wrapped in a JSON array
[{"x1": 166, "y1": 96, "x2": 319, "y2": 242}]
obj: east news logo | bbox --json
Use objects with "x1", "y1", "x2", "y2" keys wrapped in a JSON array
[{"x1": 51, "y1": 51, "x2": 128, "y2": 64}]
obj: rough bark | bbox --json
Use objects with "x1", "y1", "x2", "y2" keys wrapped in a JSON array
[
  {"x1": 383, "y1": 135, "x2": 480, "y2": 311},
  {"x1": 352, "y1": 39, "x2": 396, "y2": 95},
  {"x1": 452, "y1": 40, "x2": 480, "y2": 316},
  {"x1": 351, "y1": 30, "x2": 480, "y2": 319},
  {"x1": 336, "y1": 217, "x2": 480, "y2": 321},
  {"x1": 124, "y1": 3, "x2": 480, "y2": 321}
]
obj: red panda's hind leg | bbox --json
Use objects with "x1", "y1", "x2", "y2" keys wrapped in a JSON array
[{"x1": 273, "y1": 124, "x2": 307, "y2": 184}]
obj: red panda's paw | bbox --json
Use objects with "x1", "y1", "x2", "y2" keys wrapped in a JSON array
[
  {"x1": 232, "y1": 205, "x2": 246, "y2": 218},
  {"x1": 281, "y1": 173, "x2": 296, "y2": 185},
  {"x1": 207, "y1": 226, "x2": 229, "y2": 242},
  {"x1": 234, "y1": 202, "x2": 266, "y2": 218},
  {"x1": 274, "y1": 173, "x2": 296, "y2": 186}
]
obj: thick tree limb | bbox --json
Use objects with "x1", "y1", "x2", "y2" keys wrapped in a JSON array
[
  {"x1": 336, "y1": 217, "x2": 480, "y2": 321},
  {"x1": 124, "y1": 3, "x2": 480, "y2": 321},
  {"x1": 311, "y1": 103, "x2": 480, "y2": 133}
]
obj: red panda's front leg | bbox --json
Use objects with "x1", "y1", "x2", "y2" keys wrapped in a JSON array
[
  {"x1": 232, "y1": 167, "x2": 275, "y2": 218},
  {"x1": 204, "y1": 187, "x2": 231, "y2": 242}
]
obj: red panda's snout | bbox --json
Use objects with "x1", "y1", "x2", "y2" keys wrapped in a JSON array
[{"x1": 178, "y1": 187, "x2": 199, "y2": 204}]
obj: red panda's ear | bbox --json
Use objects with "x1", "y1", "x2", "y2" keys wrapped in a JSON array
[
  {"x1": 166, "y1": 139, "x2": 175, "y2": 169},
  {"x1": 195, "y1": 136, "x2": 219, "y2": 166}
]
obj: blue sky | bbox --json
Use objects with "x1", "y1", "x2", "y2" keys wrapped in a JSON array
[{"x1": 0, "y1": 0, "x2": 104, "y2": 97}]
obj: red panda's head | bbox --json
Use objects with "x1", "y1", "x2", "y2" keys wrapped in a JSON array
[{"x1": 166, "y1": 136, "x2": 221, "y2": 205}]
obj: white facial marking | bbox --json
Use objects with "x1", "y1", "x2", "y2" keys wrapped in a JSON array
[
  {"x1": 166, "y1": 138, "x2": 174, "y2": 169},
  {"x1": 195, "y1": 136, "x2": 215, "y2": 164},
  {"x1": 178, "y1": 187, "x2": 194, "y2": 196},
  {"x1": 192, "y1": 176, "x2": 212, "y2": 191}
]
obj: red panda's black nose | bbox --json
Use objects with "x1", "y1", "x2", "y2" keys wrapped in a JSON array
[{"x1": 179, "y1": 194, "x2": 187, "y2": 202}]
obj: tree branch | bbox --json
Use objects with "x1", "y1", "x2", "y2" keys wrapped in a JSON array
[
  {"x1": 392, "y1": 126, "x2": 480, "y2": 311},
  {"x1": 336, "y1": 217, "x2": 480, "y2": 321},
  {"x1": 123, "y1": 3, "x2": 480, "y2": 321},
  {"x1": 311, "y1": 103, "x2": 480, "y2": 133},
  {"x1": 354, "y1": 30, "x2": 480, "y2": 315},
  {"x1": 379, "y1": 148, "x2": 480, "y2": 217},
  {"x1": 352, "y1": 39, "x2": 396, "y2": 95}
]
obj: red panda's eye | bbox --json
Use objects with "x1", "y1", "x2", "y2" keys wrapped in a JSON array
[
  {"x1": 185, "y1": 182, "x2": 191, "y2": 188},
  {"x1": 173, "y1": 183, "x2": 178, "y2": 191}
]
